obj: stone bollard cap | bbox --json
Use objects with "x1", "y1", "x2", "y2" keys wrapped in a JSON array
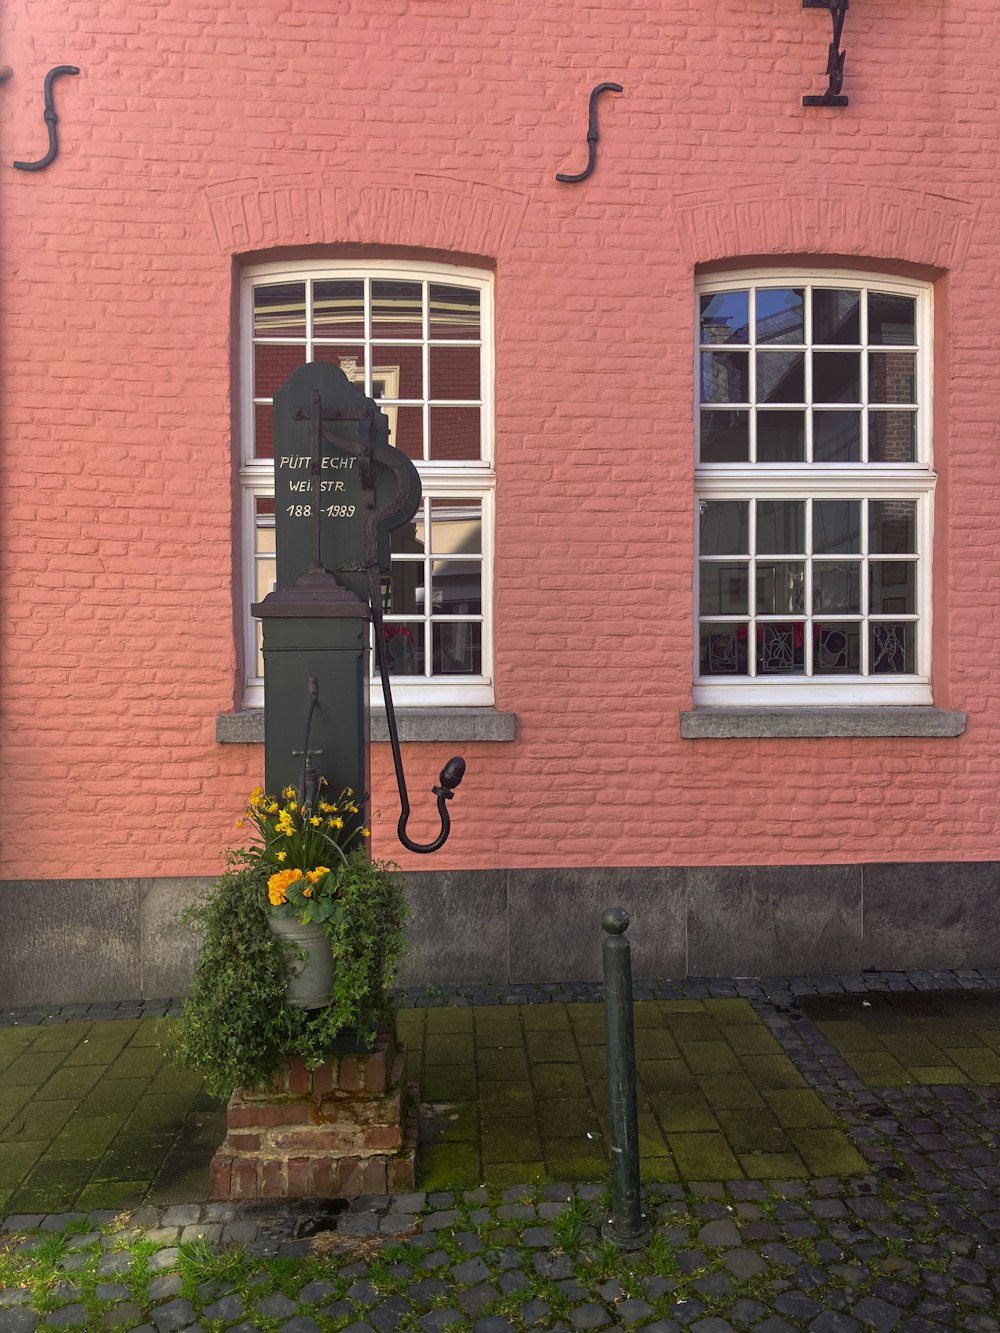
[{"x1": 602, "y1": 906, "x2": 629, "y2": 935}]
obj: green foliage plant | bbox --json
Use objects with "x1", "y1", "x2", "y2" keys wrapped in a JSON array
[{"x1": 167, "y1": 783, "x2": 408, "y2": 1098}]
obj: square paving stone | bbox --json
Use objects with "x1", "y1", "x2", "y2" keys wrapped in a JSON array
[
  {"x1": 946, "y1": 1049, "x2": 1000, "y2": 1081},
  {"x1": 785, "y1": 1128, "x2": 867, "y2": 1175},
  {"x1": 485, "y1": 1161, "x2": 546, "y2": 1186},
  {"x1": 23, "y1": 1023, "x2": 94, "y2": 1052},
  {"x1": 4, "y1": 1052, "x2": 66, "y2": 1086},
  {"x1": 424, "y1": 1034, "x2": 476, "y2": 1066},
  {"x1": 36, "y1": 1066, "x2": 107, "y2": 1102},
  {"x1": 126, "y1": 1095, "x2": 197, "y2": 1130},
  {"x1": 521, "y1": 1007, "x2": 571, "y2": 1032},
  {"x1": 649, "y1": 1093, "x2": 720, "y2": 1133},
  {"x1": 842, "y1": 1052, "x2": 913, "y2": 1084},
  {"x1": 715, "y1": 1110, "x2": 792, "y2": 1155},
  {"x1": 45, "y1": 1116, "x2": 124, "y2": 1160},
  {"x1": 720, "y1": 1025, "x2": 783, "y2": 1056},
  {"x1": 424, "y1": 1008, "x2": 475, "y2": 1034},
  {"x1": 764, "y1": 1089, "x2": 838, "y2": 1129},
  {"x1": 482, "y1": 1119, "x2": 542, "y2": 1164},
  {"x1": 702, "y1": 999, "x2": 757, "y2": 1025},
  {"x1": 694, "y1": 1074, "x2": 765, "y2": 1110},
  {"x1": 739, "y1": 1151, "x2": 809, "y2": 1180},
  {"x1": 682, "y1": 1042, "x2": 742, "y2": 1075},
  {"x1": 634, "y1": 1029, "x2": 680, "y2": 1061},
  {"x1": 738, "y1": 1055, "x2": 807, "y2": 1090},
  {"x1": 531, "y1": 1065, "x2": 589, "y2": 1100},
  {"x1": 476, "y1": 1048, "x2": 530, "y2": 1081},
  {"x1": 418, "y1": 1143, "x2": 480, "y2": 1190},
  {"x1": 661, "y1": 1014, "x2": 718, "y2": 1043},
  {"x1": 540, "y1": 1140, "x2": 607, "y2": 1182},
  {"x1": 477, "y1": 1083, "x2": 535, "y2": 1119},
  {"x1": 472, "y1": 1016, "x2": 523, "y2": 1048},
  {"x1": 79, "y1": 1081, "x2": 150, "y2": 1118},
  {"x1": 666, "y1": 1133, "x2": 741, "y2": 1181},
  {"x1": 75, "y1": 1181, "x2": 148, "y2": 1210},
  {"x1": 909, "y1": 1065, "x2": 969, "y2": 1085},
  {"x1": 526, "y1": 1031, "x2": 579, "y2": 1064},
  {"x1": 535, "y1": 1100, "x2": 601, "y2": 1138},
  {"x1": 422, "y1": 1065, "x2": 477, "y2": 1101},
  {"x1": 638, "y1": 1061, "x2": 695, "y2": 1095}
]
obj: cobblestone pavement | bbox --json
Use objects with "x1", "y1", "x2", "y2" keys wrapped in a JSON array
[{"x1": 2, "y1": 970, "x2": 1000, "y2": 1331}]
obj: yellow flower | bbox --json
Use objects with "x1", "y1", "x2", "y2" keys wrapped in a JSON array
[
  {"x1": 346, "y1": 803, "x2": 359, "y2": 815},
  {"x1": 276, "y1": 850, "x2": 286, "y2": 862},
  {"x1": 306, "y1": 866, "x2": 331, "y2": 884},
  {"x1": 283, "y1": 785, "x2": 297, "y2": 800},
  {"x1": 309, "y1": 816, "x2": 322, "y2": 827},
  {"x1": 328, "y1": 817, "x2": 344, "y2": 830},
  {"x1": 361, "y1": 828, "x2": 371, "y2": 838},
  {"x1": 345, "y1": 787, "x2": 353, "y2": 798},
  {"x1": 319, "y1": 802, "x2": 337, "y2": 814},
  {"x1": 267, "y1": 867, "x2": 303, "y2": 905},
  {"x1": 302, "y1": 885, "x2": 313, "y2": 898},
  {"x1": 236, "y1": 818, "x2": 245, "y2": 828},
  {"x1": 266, "y1": 801, "x2": 279, "y2": 813}
]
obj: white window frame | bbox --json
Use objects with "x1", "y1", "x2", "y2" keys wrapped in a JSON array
[
  {"x1": 240, "y1": 260, "x2": 495, "y2": 710},
  {"x1": 694, "y1": 269, "x2": 935, "y2": 706}
]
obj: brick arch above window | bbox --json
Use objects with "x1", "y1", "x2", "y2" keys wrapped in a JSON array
[
  {"x1": 673, "y1": 182, "x2": 977, "y2": 274},
  {"x1": 204, "y1": 172, "x2": 528, "y2": 261}
]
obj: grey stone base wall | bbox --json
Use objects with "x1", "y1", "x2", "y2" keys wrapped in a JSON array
[{"x1": 1, "y1": 861, "x2": 998, "y2": 1007}]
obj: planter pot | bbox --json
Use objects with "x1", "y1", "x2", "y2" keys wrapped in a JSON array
[{"x1": 267, "y1": 916, "x2": 334, "y2": 1010}]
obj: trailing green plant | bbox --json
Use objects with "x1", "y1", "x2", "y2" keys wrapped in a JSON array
[{"x1": 165, "y1": 845, "x2": 408, "y2": 1098}]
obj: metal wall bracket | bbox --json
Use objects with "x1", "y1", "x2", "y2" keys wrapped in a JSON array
[
  {"x1": 802, "y1": 0, "x2": 849, "y2": 107},
  {"x1": 556, "y1": 81, "x2": 623, "y2": 184},
  {"x1": 13, "y1": 64, "x2": 79, "y2": 171}
]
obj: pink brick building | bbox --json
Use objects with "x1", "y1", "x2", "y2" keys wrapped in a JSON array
[{"x1": 1, "y1": 0, "x2": 997, "y2": 1004}]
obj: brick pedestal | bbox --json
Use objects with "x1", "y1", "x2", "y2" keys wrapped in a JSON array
[{"x1": 210, "y1": 1029, "x2": 418, "y2": 1199}]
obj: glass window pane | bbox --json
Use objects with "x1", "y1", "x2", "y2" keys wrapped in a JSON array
[
  {"x1": 871, "y1": 622, "x2": 916, "y2": 674},
  {"x1": 699, "y1": 623, "x2": 748, "y2": 676},
  {"x1": 869, "y1": 352, "x2": 916, "y2": 404},
  {"x1": 429, "y1": 497, "x2": 482, "y2": 555},
  {"x1": 372, "y1": 280, "x2": 423, "y2": 339},
  {"x1": 700, "y1": 501, "x2": 748, "y2": 556},
  {"x1": 700, "y1": 350, "x2": 749, "y2": 404},
  {"x1": 813, "y1": 623, "x2": 861, "y2": 674},
  {"x1": 313, "y1": 280, "x2": 365, "y2": 339},
  {"x1": 869, "y1": 500, "x2": 916, "y2": 554},
  {"x1": 389, "y1": 405, "x2": 424, "y2": 460},
  {"x1": 430, "y1": 561, "x2": 482, "y2": 617},
  {"x1": 869, "y1": 410, "x2": 916, "y2": 462},
  {"x1": 756, "y1": 500, "x2": 804, "y2": 554},
  {"x1": 429, "y1": 345, "x2": 480, "y2": 401},
  {"x1": 254, "y1": 343, "x2": 307, "y2": 398},
  {"x1": 814, "y1": 501, "x2": 861, "y2": 554},
  {"x1": 756, "y1": 288, "x2": 804, "y2": 344},
  {"x1": 313, "y1": 344, "x2": 367, "y2": 388},
  {"x1": 868, "y1": 292, "x2": 916, "y2": 346},
  {"x1": 812, "y1": 562, "x2": 861, "y2": 614},
  {"x1": 383, "y1": 622, "x2": 424, "y2": 675},
  {"x1": 384, "y1": 557, "x2": 425, "y2": 617},
  {"x1": 428, "y1": 406, "x2": 481, "y2": 461},
  {"x1": 813, "y1": 351, "x2": 860, "y2": 404},
  {"x1": 699, "y1": 562, "x2": 749, "y2": 616},
  {"x1": 433, "y1": 622, "x2": 481, "y2": 674},
  {"x1": 870, "y1": 562, "x2": 916, "y2": 614},
  {"x1": 373, "y1": 347, "x2": 423, "y2": 400},
  {"x1": 254, "y1": 403, "x2": 274, "y2": 460},
  {"x1": 253, "y1": 283, "x2": 306, "y2": 337},
  {"x1": 700, "y1": 410, "x2": 749, "y2": 463},
  {"x1": 756, "y1": 563, "x2": 805, "y2": 615},
  {"x1": 429, "y1": 283, "x2": 480, "y2": 341},
  {"x1": 757, "y1": 410, "x2": 804, "y2": 463},
  {"x1": 699, "y1": 291, "x2": 748, "y2": 345},
  {"x1": 812, "y1": 289, "x2": 860, "y2": 345},
  {"x1": 758, "y1": 622, "x2": 805, "y2": 675},
  {"x1": 814, "y1": 410, "x2": 861, "y2": 463},
  {"x1": 757, "y1": 350, "x2": 804, "y2": 403}
]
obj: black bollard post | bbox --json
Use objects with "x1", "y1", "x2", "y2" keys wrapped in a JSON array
[{"x1": 601, "y1": 907, "x2": 651, "y2": 1250}]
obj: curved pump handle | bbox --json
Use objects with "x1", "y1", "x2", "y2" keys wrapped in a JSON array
[{"x1": 395, "y1": 753, "x2": 466, "y2": 855}]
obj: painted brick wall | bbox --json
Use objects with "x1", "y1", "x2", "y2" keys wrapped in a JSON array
[{"x1": 1, "y1": 0, "x2": 998, "y2": 880}]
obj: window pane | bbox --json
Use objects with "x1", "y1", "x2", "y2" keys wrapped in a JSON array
[
  {"x1": 757, "y1": 350, "x2": 804, "y2": 403},
  {"x1": 700, "y1": 501, "x2": 748, "y2": 556},
  {"x1": 428, "y1": 406, "x2": 481, "y2": 461},
  {"x1": 700, "y1": 350, "x2": 748, "y2": 403},
  {"x1": 699, "y1": 291, "x2": 748, "y2": 345},
  {"x1": 313, "y1": 344, "x2": 367, "y2": 388},
  {"x1": 429, "y1": 497, "x2": 482, "y2": 555},
  {"x1": 313, "y1": 280, "x2": 365, "y2": 339},
  {"x1": 813, "y1": 352, "x2": 860, "y2": 404},
  {"x1": 756, "y1": 563, "x2": 805, "y2": 615},
  {"x1": 812, "y1": 289, "x2": 860, "y2": 345},
  {"x1": 814, "y1": 501, "x2": 861, "y2": 554},
  {"x1": 871, "y1": 622, "x2": 915, "y2": 673},
  {"x1": 372, "y1": 280, "x2": 423, "y2": 339},
  {"x1": 700, "y1": 410, "x2": 748, "y2": 463},
  {"x1": 384, "y1": 558, "x2": 425, "y2": 617},
  {"x1": 390, "y1": 405, "x2": 424, "y2": 460},
  {"x1": 254, "y1": 283, "x2": 306, "y2": 337},
  {"x1": 869, "y1": 501, "x2": 916, "y2": 554},
  {"x1": 433, "y1": 622, "x2": 481, "y2": 674},
  {"x1": 383, "y1": 622, "x2": 424, "y2": 674},
  {"x1": 431, "y1": 561, "x2": 482, "y2": 617},
  {"x1": 869, "y1": 352, "x2": 916, "y2": 404},
  {"x1": 254, "y1": 403, "x2": 274, "y2": 460},
  {"x1": 812, "y1": 562, "x2": 861, "y2": 614},
  {"x1": 254, "y1": 343, "x2": 307, "y2": 398},
  {"x1": 699, "y1": 562, "x2": 749, "y2": 615},
  {"x1": 699, "y1": 623, "x2": 748, "y2": 676},
  {"x1": 757, "y1": 410, "x2": 804, "y2": 463},
  {"x1": 868, "y1": 292, "x2": 915, "y2": 346},
  {"x1": 758, "y1": 622, "x2": 805, "y2": 674},
  {"x1": 429, "y1": 283, "x2": 480, "y2": 341},
  {"x1": 814, "y1": 623, "x2": 861, "y2": 674},
  {"x1": 756, "y1": 500, "x2": 804, "y2": 554},
  {"x1": 374, "y1": 347, "x2": 423, "y2": 399},
  {"x1": 814, "y1": 410, "x2": 861, "y2": 463},
  {"x1": 756, "y1": 288, "x2": 804, "y2": 344},
  {"x1": 870, "y1": 562, "x2": 916, "y2": 614},
  {"x1": 429, "y1": 345, "x2": 480, "y2": 401},
  {"x1": 869, "y1": 411, "x2": 916, "y2": 462}
]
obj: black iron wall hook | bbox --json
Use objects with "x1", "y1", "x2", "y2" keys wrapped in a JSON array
[
  {"x1": 556, "y1": 81, "x2": 623, "y2": 184},
  {"x1": 14, "y1": 64, "x2": 79, "y2": 171},
  {"x1": 802, "y1": 0, "x2": 849, "y2": 107}
]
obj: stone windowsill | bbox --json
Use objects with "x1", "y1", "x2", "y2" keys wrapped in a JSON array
[
  {"x1": 679, "y1": 706, "x2": 967, "y2": 739},
  {"x1": 216, "y1": 707, "x2": 516, "y2": 745}
]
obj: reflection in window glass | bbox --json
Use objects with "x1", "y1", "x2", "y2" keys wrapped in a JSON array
[
  {"x1": 869, "y1": 411, "x2": 916, "y2": 463},
  {"x1": 700, "y1": 291, "x2": 749, "y2": 345},
  {"x1": 699, "y1": 563, "x2": 749, "y2": 616},
  {"x1": 429, "y1": 283, "x2": 480, "y2": 340},
  {"x1": 254, "y1": 283, "x2": 306, "y2": 337},
  {"x1": 700, "y1": 501, "x2": 748, "y2": 556},
  {"x1": 313, "y1": 280, "x2": 364, "y2": 339},
  {"x1": 756, "y1": 288, "x2": 804, "y2": 344},
  {"x1": 701, "y1": 351, "x2": 749, "y2": 404},
  {"x1": 813, "y1": 352, "x2": 860, "y2": 404},
  {"x1": 868, "y1": 292, "x2": 915, "y2": 346},
  {"x1": 814, "y1": 411, "x2": 861, "y2": 463},
  {"x1": 757, "y1": 563, "x2": 805, "y2": 616},
  {"x1": 371, "y1": 280, "x2": 423, "y2": 339},
  {"x1": 812, "y1": 563, "x2": 861, "y2": 615},
  {"x1": 757, "y1": 411, "x2": 804, "y2": 463},
  {"x1": 700, "y1": 410, "x2": 749, "y2": 463},
  {"x1": 869, "y1": 352, "x2": 916, "y2": 404},
  {"x1": 869, "y1": 501, "x2": 915, "y2": 554},
  {"x1": 813, "y1": 289, "x2": 860, "y2": 345},
  {"x1": 756, "y1": 501, "x2": 805, "y2": 554},
  {"x1": 870, "y1": 562, "x2": 916, "y2": 615},
  {"x1": 757, "y1": 351, "x2": 804, "y2": 403}
]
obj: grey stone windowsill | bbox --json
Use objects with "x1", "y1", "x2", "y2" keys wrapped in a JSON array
[
  {"x1": 216, "y1": 707, "x2": 516, "y2": 745},
  {"x1": 680, "y1": 706, "x2": 967, "y2": 739}
]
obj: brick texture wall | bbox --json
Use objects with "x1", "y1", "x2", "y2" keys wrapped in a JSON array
[{"x1": 1, "y1": 0, "x2": 998, "y2": 879}]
